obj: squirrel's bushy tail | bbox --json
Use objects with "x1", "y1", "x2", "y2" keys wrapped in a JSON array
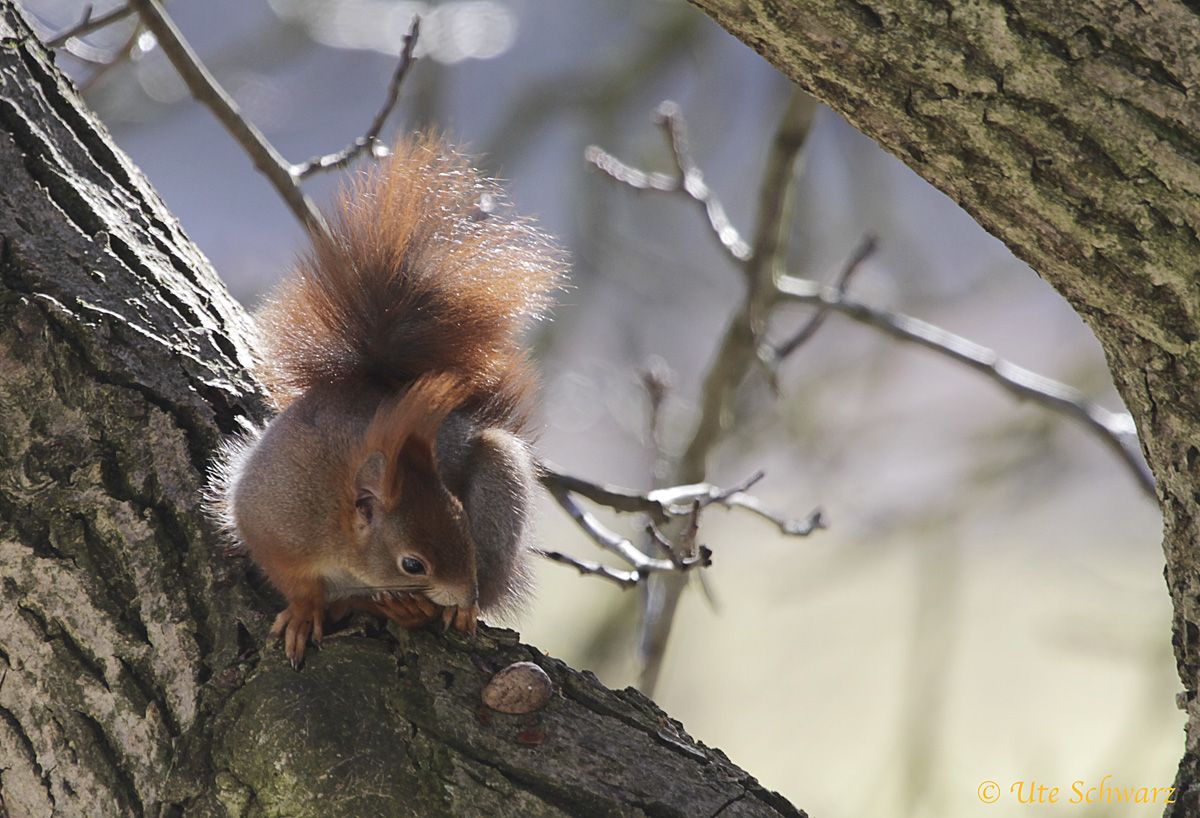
[{"x1": 257, "y1": 134, "x2": 564, "y2": 405}]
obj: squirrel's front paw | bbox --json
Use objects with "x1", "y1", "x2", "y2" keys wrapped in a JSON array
[
  {"x1": 270, "y1": 602, "x2": 325, "y2": 669},
  {"x1": 374, "y1": 592, "x2": 439, "y2": 629},
  {"x1": 441, "y1": 603, "x2": 479, "y2": 636}
]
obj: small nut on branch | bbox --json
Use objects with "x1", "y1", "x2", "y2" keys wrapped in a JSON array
[{"x1": 481, "y1": 661, "x2": 553, "y2": 714}]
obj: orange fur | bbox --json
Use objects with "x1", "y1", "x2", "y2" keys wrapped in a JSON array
[
  {"x1": 360, "y1": 371, "x2": 473, "y2": 505},
  {"x1": 256, "y1": 134, "x2": 564, "y2": 410}
]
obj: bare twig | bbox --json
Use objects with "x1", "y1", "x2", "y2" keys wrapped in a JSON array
[
  {"x1": 643, "y1": 475, "x2": 825, "y2": 536},
  {"x1": 293, "y1": 16, "x2": 421, "y2": 179},
  {"x1": 129, "y1": 0, "x2": 328, "y2": 237},
  {"x1": 677, "y1": 90, "x2": 813, "y2": 485},
  {"x1": 586, "y1": 101, "x2": 753, "y2": 263},
  {"x1": 534, "y1": 549, "x2": 640, "y2": 588},
  {"x1": 773, "y1": 275, "x2": 1155, "y2": 499},
  {"x1": 638, "y1": 91, "x2": 816, "y2": 696},
  {"x1": 47, "y1": 3, "x2": 134, "y2": 48},
  {"x1": 539, "y1": 463, "x2": 675, "y2": 521},
  {"x1": 537, "y1": 464, "x2": 819, "y2": 588},
  {"x1": 546, "y1": 484, "x2": 656, "y2": 568},
  {"x1": 654, "y1": 102, "x2": 752, "y2": 263},
  {"x1": 718, "y1": 493, "x2": 825, "y2": 536},
  {"x1": 584, "y1": 147, "x2": 677, "y2": 191},
  {"x1": 541, "y1": 485, "x2": 712, "y2": 588},
  {"x1": 771, "y1": 235, "x2": 877, "y2": 361},
  {"x1": 538, "y1": 463, "x2": 818, "y2": 535},
  {"x1": 645, "y1": 522, "x2": 679, "y2": 564}
]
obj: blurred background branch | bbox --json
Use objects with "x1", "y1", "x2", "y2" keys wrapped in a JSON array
[
  {"x1": 585, "y1": 90, "x2": 820, "y2": 693},
  {"x1": 588, "y1": 90, "x2": 1155, "y2": 695},
  {"x1": 774, "y1": 273, "x2": 1154, "y2": 499},
  {"x1": 292, "y1": 14, "x2": 420, "y2": 178}
]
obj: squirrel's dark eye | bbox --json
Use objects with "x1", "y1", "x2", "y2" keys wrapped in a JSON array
[{"x1": 400, "y1": 556, "x2": 426, "y2": 575}]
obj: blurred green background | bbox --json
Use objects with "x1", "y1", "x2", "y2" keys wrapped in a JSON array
[{"x1": 19, "y1": 1, "x2": 1179, "y2": 815}]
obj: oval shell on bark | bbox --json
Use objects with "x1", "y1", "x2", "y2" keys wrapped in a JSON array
[{"x1": 481, "y1": 661, "x2": 553, "y2": 714}]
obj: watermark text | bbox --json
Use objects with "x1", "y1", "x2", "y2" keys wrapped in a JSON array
[{"x1": 976, "y1": 775, "x2": 1175, "y2": 806}]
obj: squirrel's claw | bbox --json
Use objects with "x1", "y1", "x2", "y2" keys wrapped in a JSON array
[
  {"x1": 311, "y1": 613, "x2": 324, "y2": 647},
  {"x1": 442, "y1": 604, "x2": 479, "y2": 635},
  {"x1": 271, "y1": 601, "x2": 324, "y2": 669}
]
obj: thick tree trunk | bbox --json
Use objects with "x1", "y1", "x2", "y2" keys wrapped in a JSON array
[
  {"x1": 687, "y1": 0, "x2": 1200, "y2": 812},
  {"x1": 0, "y1": 5, "x2": 802, "y2": 817}
]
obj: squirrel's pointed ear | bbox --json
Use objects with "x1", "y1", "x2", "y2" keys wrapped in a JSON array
[
  {"x1": 400, "y1": 434, "x2": 437, "y2": 474},
  {"x1": 354, "y1": 451, "x2": 391, "y2": 503}
]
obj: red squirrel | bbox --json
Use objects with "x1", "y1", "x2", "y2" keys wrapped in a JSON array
[{"x1": 208, "y1": 135, "x2": 564, "y2": 666}]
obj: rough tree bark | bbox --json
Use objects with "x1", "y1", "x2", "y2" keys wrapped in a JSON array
[
  {"x1": 686, "y1": 0, "x2": 1200, "y2": 813},
  {"x1": 0, "y1": 4, "x2": 803, "y2": 817}
]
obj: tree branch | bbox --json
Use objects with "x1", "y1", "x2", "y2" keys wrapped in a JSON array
[
  {"x1": 769, "y1": 234, "x2": 877, "y2": 362},
  {"x1": 45, "y1": 2, "x2": 133, "y2": 48},
  {"x1": 538, "y1": 465, "x2": 820, "y2": 587},
  {"x1": 586, "y1": 100, "x2": 752, "y2": 264},
  {"x1": 676, "y1": 91, "x2": 813, "y2": 484},
  {"x1": 627, "y1": 91, "x2": 816, "y2": 696},
  {"x1": 539, "y1": 462, "x2": 818, "y2": 532},
  {"x1": 292, "y1": 16, "x2": 421, "y2": 179},
  {"x1": 773, "y1": 273, "x2": 1155, "y2": 500},
  {"x1": 129, "y1": 0, "x2": 328, "y2": 236}
]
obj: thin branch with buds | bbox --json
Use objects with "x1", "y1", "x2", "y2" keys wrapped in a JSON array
[
  {"x1": 769, "y1": 235, "x2": 878, "y2": 362},
  {"x1": 590, "y1": 91, "x2": 818, "y2": 694},
  {"x1": 537, "y1": 484, "x2": 705, "y2": 585},
  {"x1": 129, "y1": 0, "x2": 423, "y2": 238},
  {"x1": 537, "y1": 485, "x2": 712, "y2": 589},
  {"x1": 293, "y1": 17, "x2": 421, "y2": 179},
  {"x1": 535, "y1": 468, "x2": 825, "y2": 589},
  {"x1": 538, "y1": 465, "x2": 823, "y2": 540},
  {"x1": 640, "y1": 94, "x2": 815, "y2": 695},
  {"x1": 533, "y1": 464, "x2": 822, "y2": 590},
  {"x1": 586, "y1": 100, "x2": 752, "y2": 264},
  {"x1": 587, "y1": 91, "x2": 1155, "y2": 696}
]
